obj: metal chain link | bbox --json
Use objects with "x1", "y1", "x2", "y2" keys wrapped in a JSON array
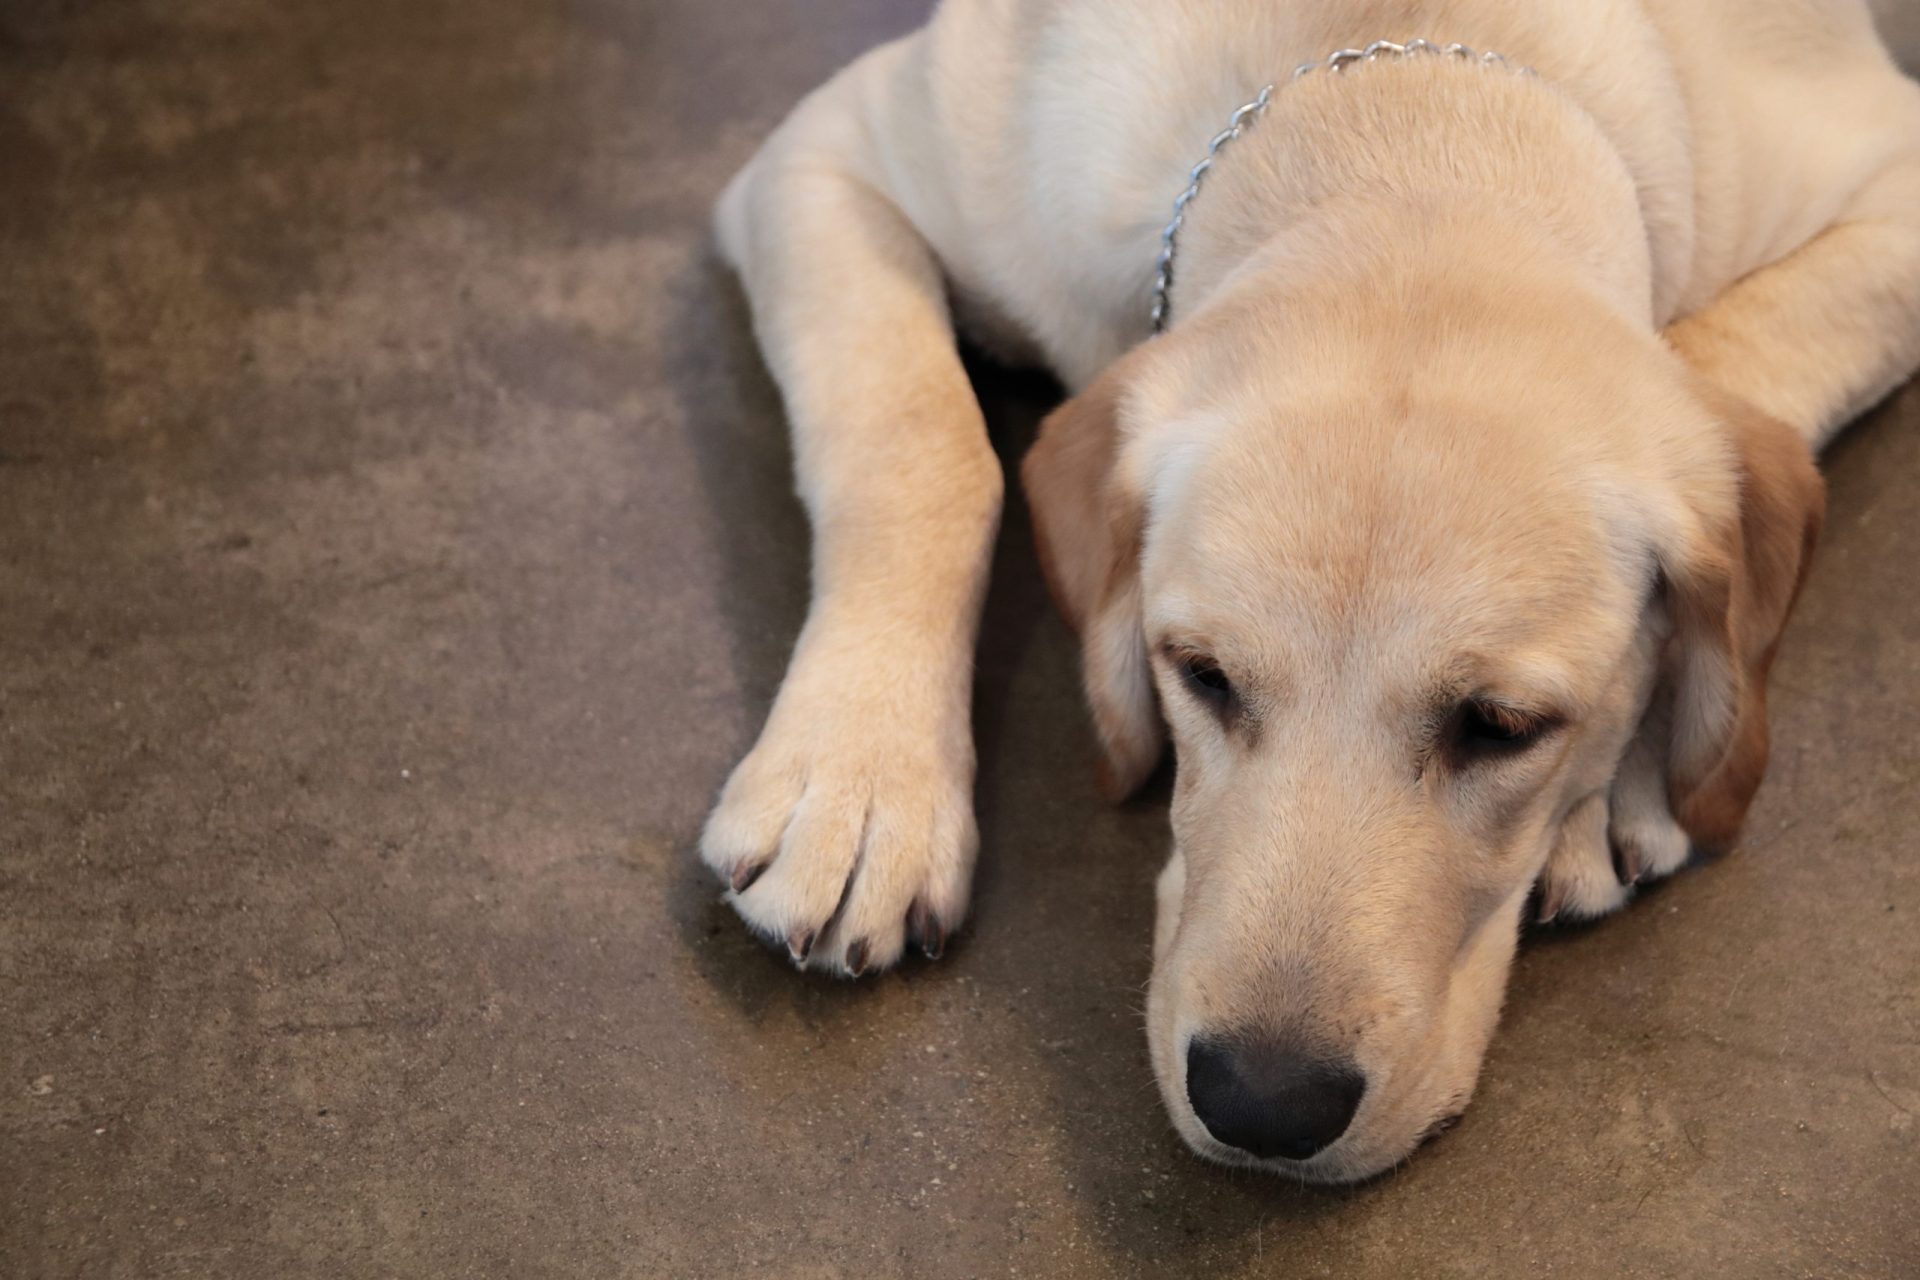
[{"x1": 1149, "y1": 39, "x2": 1535, "y2": 332}]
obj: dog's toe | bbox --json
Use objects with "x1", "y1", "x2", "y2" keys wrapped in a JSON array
[
  {"x1": 1537, "y1": 791, "x2": 1631, "y2": 923},
  {"x1": 1608, "y1": 805, "x2": 1692, "y2": 884}
]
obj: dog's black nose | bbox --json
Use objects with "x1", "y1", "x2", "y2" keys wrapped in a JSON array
[{"x1": 1185, "y1": 1038, "x2": 1366, "y2": 1161}]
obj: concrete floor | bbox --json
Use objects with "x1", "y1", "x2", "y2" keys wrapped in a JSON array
[{"x1": 3, "y1": 1, "x2": 1917, "y2": 1276}]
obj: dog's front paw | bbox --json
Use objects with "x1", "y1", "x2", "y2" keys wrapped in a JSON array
[
  {"x1": 700, "y1": 661, "x2": 976, "y2": 976},
  {"x1": 1536, "y1": 791, "x2": 1630, "y2": 922},
  {"x1": 1535, "y1": 736, "x2": 1693, "y2": 924}
]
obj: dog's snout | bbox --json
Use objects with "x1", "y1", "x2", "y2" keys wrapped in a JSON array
[{"x1": 1185, "y1": 1037, "x2": 1366, "y2": 1161}]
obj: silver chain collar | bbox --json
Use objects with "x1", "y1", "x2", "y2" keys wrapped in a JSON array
[{"x1": 1149, "y1": 39, "x2": 1535, "y2": 332}]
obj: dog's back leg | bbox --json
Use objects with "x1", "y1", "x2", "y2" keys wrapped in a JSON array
[{"x1": 701, "y1": 40, "x2": 1002, "y2": 975}]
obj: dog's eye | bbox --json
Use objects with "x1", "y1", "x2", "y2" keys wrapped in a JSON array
[
  {"x1": 1452, "y1": 700, "x2": 1553, "y2": 755},
  {"x1": 1178, "y1": 653, "x2": 1233, "y2": 703}
]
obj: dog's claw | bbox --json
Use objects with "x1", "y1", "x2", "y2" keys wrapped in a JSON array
[
  {"x1": 787, "y1": 928, "x2": 815, "y2": 966},
  {"x1": 730, "y1": 861, "x2": 766, "y2": 893},
  {"x1": 1535, "y1": 878, "x2": 1566, "y2": 924},
  {"x1": 1611, "y1": 839, "x2": 1644, "y2": 887},
  {"x1": 906, "y1": 902, "x2": 945, "y2": 959},
  {"x1": 844, "y1": 938, "x2": 870, "y2": 977}
]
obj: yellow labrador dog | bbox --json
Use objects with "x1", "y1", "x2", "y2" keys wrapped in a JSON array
[{"x1": 703, "y1": 0, "x2": 1920, "y2": 1181}]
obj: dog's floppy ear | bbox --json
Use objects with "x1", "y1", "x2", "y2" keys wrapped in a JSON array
[
  {"x1": 1658, "y1": 384, "x2": 1825, "y2": 850},
  {"x1": 1021, "y1": 357, "x2": 1164, "y2": 799}
]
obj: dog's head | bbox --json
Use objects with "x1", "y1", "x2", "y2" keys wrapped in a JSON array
[{"x1": 1022, "y1": 260, "x2": 1822, "y2": 1181}]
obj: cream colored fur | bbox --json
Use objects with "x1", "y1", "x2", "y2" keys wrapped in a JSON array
[{"x1": 704, "y1": 0, "x2": 1920, "y2": 1180}]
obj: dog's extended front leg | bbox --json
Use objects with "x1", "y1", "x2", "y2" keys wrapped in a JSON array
[
  {"x1": 1538, "y1": 157, "x2": 1920, "y2": 923},
  {"x1": 701, "y1": 120, "x2": 1002, "y2": 976}
]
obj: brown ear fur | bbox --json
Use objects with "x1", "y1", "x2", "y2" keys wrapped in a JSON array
[
  {"x1": 1664, "y1": 386, "x2": 1826, "y2": 849},
  {"x1": 1020, "y1": 360, "x2": 1164, "y2": 799}
]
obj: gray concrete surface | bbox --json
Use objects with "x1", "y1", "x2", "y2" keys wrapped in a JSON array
[{"x1": 2, "y1": 1, "x2": 1917, "y2": 1276}]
